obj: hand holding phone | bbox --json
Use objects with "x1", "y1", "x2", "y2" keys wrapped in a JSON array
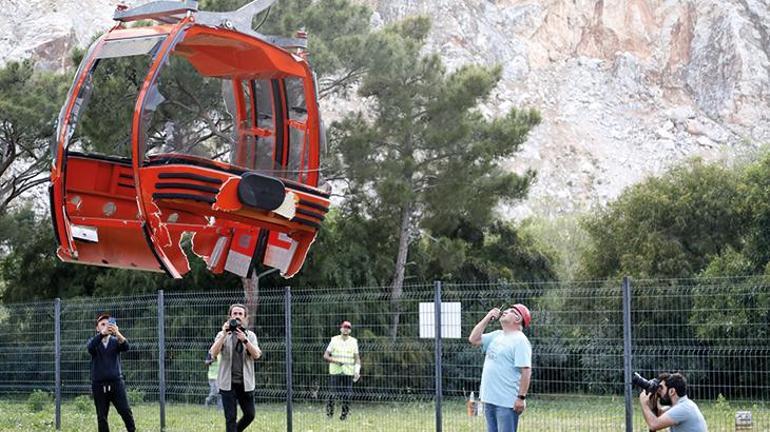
[
  {"x1": 489, "y1": 304, "x2": 505, "y2": 320},
  {"x1": 107, "y1": 317, "x2": 117, "y2": 334}
]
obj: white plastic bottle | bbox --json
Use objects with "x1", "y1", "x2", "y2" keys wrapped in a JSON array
[{"x1": 467, "y1": 391, "x2": 476, "y2": 416}]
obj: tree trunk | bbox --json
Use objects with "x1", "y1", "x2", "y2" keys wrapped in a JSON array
[
  {"x1": 242, "y1": 269, "x2": 259, "y2": 326},
  {"x1": 389, "y1": 200, "x2": 412, "y2": 340}
]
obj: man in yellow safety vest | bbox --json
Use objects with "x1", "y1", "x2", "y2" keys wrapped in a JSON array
[{"x1": 323, "y1": 320, "x2": 361, "y2": 420}]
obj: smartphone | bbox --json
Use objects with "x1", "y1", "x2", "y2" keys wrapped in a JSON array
[
  {"x1": 108, "y1": 317, "x2": 116, "y2": 325},
  {"x1": 491, "y1": 304, "x2": 505, "y2": 320}
]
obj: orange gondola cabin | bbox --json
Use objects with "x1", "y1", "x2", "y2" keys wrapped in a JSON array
[{"x1": 50, "y1": 0, "x2": 329, "y2": 279}]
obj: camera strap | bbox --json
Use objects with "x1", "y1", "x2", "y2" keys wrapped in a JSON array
[{"x1": 232, "y1": 332, "x2": 244, "y2": 353}]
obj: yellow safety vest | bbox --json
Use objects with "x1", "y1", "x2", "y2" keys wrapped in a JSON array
[{"x1": 326, "y1": 335, "x2": 358, "y2": 375}]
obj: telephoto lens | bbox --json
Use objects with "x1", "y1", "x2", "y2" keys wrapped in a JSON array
[
  {"x1": 228, "y1": 318, "x2": 240, "y2": 332},
  {"x1": 632, "y1": 372, "x2": 660, "y2": 394}
]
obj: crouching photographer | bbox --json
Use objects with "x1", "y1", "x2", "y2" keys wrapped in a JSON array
[{"x1": 635, "y1": 372, "x2": 707, "y2": 432}]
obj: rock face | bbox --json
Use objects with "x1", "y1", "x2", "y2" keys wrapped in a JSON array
[
  {"x1": 2, "y1": 0, "x2": 768, "y2": 218},
  {"x1": 365, "y1": 0, "x2": 770, "y2": 218},
  {"x1": 0, "y1": 0, "x2": 143, "y2": 70}
]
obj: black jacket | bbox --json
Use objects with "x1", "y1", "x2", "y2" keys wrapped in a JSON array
[{"x1": 87, "y1": 334, "x2": 130, "y2": 382}]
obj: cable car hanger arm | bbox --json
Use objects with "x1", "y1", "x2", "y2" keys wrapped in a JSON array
[{"x1": 113, "y1": 0, "x2": 306, "y2": 50}]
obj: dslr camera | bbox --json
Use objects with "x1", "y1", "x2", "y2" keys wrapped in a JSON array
[
  {"x1": 227, "y1": 318, "x2": 243, "y2": 333},
  {"x1": 632, "y1": 372, "x2": 660, "y2": 394}
]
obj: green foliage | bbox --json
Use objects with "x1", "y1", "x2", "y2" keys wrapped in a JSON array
[
  {"x1": 331, "y1": 15, "x2": 544, "y2": 287},
  {"x1": 569, "y1": 155, "x2": 770, "y2": 393},
  {"x1": 519, "y1": 215, "x2": 591, "y2": 281},
  {"x1": 291, "y1": 210, "x2": 395, "y2": 287},
  {"x1": 0, "y1": 206, "x2": 106, "y2": 302},
  {"x1": 413, "y1": 221, "x2": 557, "y2": 283},
  {"x1": 0, "y1": 61, "x2": 69, "y2": 213},
  {"x1": 201, "y1": 0, "x2": 373, "y2": 97},
  {"x1": 73, "y1": 395, "x2": 91, "y2": 413},
  {"x1": 26, "y1": 389, "x2": 52, "y2": 412},
  {"x1": 126, "y1": 389, "x2": 145, "y2": 405},
  {"x1": 579, "y1": 159, "x2": 746, "y2": 279},
  {"x1": 738, "y1": 152, "x2": 770, "y2": 271},
  {"x1": 714, "y1": 393, "x2": 731, "y2": 412},
  {"x1": 689, "y1": 272, "x2": 769, "y2": 346},
  {"x1": 75, "y1": 55, "x2": 152, "y2": 157}
]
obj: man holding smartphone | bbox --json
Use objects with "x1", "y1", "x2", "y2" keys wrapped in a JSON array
[
  {"x1": 469, "y1": 304, "x2": 533, "y2": 432},
  {"x1": 87, "y1": 313, "x2": 135, "y2": 432}
]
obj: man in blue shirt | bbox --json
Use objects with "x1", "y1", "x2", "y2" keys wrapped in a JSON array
[
  {"x1": 86, "y1": 313, "x2": 135, "y2": 432},
  {"x1": 639, "y1": 372, "x2": 708, "y2": 432},
  {"x1": 469, "y1": 304, "x2": 532, "y2": 432}
]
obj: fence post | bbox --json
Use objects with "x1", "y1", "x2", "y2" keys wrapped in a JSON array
[
  {"x1": 54, "y1": 298, "x2": 61, "y2": 431},
  {"x1": 158, "y1": 290, "x2": 166, "y2": 432},
  {"x1": 434, "y1": 281, "x2": 443, "y2": 432},
  {"x1": 622, "y1": 277, "x2": 633, "y2": 432},
  {"x1": 284, "y1": 286, "x2": 293, "y2": 432}
]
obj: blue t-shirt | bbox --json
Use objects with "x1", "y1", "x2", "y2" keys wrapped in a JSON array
[
  {"x1": 667, "y1": 396, "x2": 708, "y2": 432},
  {"x1": 479, "y1": 330, "x2": 532, "y2": 408}
]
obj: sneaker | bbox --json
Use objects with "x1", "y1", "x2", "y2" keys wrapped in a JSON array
[{"x1": 339, "y1": 413, "x2": 348, "y2": 421}]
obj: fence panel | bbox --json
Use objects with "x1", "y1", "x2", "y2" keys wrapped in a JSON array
[
  {"x1": 442, "y1": 280, "x2": 627, "y2": 431},
  {"x1": 0, "y1": 276, "x2": 768, "y2": 431},
  {"x1": 162, "y1": 288, "x2": 289, "y2": 431},
  {"x1": 59, "y1": 294, "x2": 160, "y2": 400},
  {"x1": 289, "y1": 284, "x2": 438, "y2": 432},
  {"x1": 633, "y1": 277, "x2": 770, "y2": 432},
  {"x1": 0, "y1": 301, "x2": 55, "y2": 396}
]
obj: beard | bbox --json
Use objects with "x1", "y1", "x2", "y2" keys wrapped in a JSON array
[{"x1": 659, "y1": 393, "x2": 672, "y2": 406}]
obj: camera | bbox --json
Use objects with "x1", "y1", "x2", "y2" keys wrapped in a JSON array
[
  {"x1": 632, "y1": 372, "x2": 660, "y2": 394},
  {"x1": 227, "y1": 318, "x2": 242, "y2": 332}
]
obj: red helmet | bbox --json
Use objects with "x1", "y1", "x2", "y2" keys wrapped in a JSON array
[{"x1": 511, "y1": 304, "x2": 531, "y2": 328}]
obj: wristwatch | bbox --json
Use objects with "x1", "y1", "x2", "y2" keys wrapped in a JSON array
[{"x1": 517, "y1": 395, "x2": 526, "y2": 400}]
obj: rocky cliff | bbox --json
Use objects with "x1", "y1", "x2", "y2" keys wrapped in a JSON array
[{"x1": 2, "y1": 0, "x2": 768, "y2": 218}]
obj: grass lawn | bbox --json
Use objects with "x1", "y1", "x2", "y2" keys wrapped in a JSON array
[{"x1": 0, "y1": 396, "x2": 767, "y2": 431}]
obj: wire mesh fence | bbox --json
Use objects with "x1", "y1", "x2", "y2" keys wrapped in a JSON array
[{"x1": 0, "y1": 277, "x2": 767, "y2": 431}]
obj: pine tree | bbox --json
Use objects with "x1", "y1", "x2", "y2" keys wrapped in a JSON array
[
  {"x1": 331, "y1": 17, "x2": 541, "y2": 337},
  {"x1": 0, "y1": 61, "x2": 67, "y2": 214}
]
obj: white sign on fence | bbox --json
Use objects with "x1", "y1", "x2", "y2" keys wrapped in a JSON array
[{"x1": 418, "y1": 302, "x2": 461, "y2": 338}]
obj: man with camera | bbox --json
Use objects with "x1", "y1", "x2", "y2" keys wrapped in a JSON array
[
  {"x1": 209, "y1": 304, "x2": 262, "y2": 432},
  {"x1": 638, "y1": 372, "x2": 707, "y2": 432},
  {"x1": 469, "y1": 304, "x2": 532, "y2": 432},
  {"x1": 87, "y1": 313, "x2": 136, "y2": 432}
]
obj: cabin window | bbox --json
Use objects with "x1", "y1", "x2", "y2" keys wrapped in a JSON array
[
  {"x1": 140, "y1": 51, "x2": 234, "y2": 164},
  {"x1": 229, "y1": 79, "x2": 276, "y2": 174},
  {"x1": 285, "y1": 77, "x2": 308, "y2": 182},
  {"x1": 63, "y1": 36, "x2": 162, "y2": 159}
]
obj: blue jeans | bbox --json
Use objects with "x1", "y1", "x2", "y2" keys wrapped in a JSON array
[{"x1": 484, "y1": 403, "x2": 519, "y2": 432}]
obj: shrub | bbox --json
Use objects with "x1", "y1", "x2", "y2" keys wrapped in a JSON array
[
  {"x1": 26, "y1": 389, "x2": 52, "y2": 412},
  {"x1": 74, "y1": 394, "x2": 92, "y2": 412},
  {"x1": 127, "y1": 389, "x2": 145, "y2": 405}
]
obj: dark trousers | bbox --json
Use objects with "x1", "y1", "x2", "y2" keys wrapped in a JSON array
[
  {"x1": 326, "y1": 374, "x2": 353, "y2": 418},
  {"x1": 91, "y1": 379, "x2": 136, "y2": 432},
  {"x1": 220, "y1": 382, "x2": 256, "y2": 432}
]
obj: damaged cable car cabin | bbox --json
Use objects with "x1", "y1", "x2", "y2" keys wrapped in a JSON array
[{"x1": 49, "y1": 0, "x2": 330, "y2": 279}]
